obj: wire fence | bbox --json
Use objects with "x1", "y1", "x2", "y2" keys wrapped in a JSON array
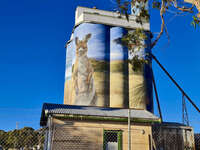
[
  {"x1": 195, "y1": 134, "x2": 200, "y2": 150},
  {"x1": 0, "y1": 106, "x2": 199, "y2": 150},
  {"x1": 152, "y1": 124, "x2": 196, "y2": 150},
  {"x1": 0, "y1": 125, "x2": 200, "y2": 150},
  {"x1": 43, "y1": 119, "x2": 199, "y2": 150},
  {"x1": 0, "y1": 127, "x2": 47, "y2": 150},
  {"x1": 47, "y1": 123, "x2": 151, "y2": 150}
]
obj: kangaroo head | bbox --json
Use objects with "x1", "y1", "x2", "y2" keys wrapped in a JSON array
[{"x1": 75, "y1": 34, "x2": 91, "y2": 57}]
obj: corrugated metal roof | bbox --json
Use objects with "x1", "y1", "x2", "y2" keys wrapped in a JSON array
[{"x1": 40, "y1": 103, "x2": 160, "y2": 126}]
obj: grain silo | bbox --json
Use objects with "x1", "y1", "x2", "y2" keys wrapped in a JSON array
[
  {"x1": 63, "y1": 6, "x2": 153, "y2": 111},
  {"x1": 110, "y1": 27, "x2": 129, "y2": 108}
]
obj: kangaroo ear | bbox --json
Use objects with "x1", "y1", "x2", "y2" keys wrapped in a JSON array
[
  {"x1": 85, "y1": 34, "x2": 91, "y2": 42},
  {"x1": 75, "y1": 37, "x2": 79, "y2": 45}
]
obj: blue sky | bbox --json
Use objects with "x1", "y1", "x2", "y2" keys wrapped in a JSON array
[{"x1": 0, "y1": 0, "x2": 200, "y2": 132}]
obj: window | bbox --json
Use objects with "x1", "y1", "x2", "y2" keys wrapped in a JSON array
[{"x1": 103, "y1": 130, "x2": 122, "y2": 150}]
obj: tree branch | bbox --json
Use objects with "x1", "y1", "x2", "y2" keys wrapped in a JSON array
[
  {"x1": 151, "y1": 0, "x2": 165, "y2": 49},
  {"x1": 175, "y1": 5, "x2": 194, "y2": 13},
  {"x1": 164, "y1": 22, "x2": 170, "y2": 45}
]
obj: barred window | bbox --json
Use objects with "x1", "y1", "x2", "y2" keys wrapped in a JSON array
[{"x1": 103, "y1": 130, "x2": 122, "y2": 150}]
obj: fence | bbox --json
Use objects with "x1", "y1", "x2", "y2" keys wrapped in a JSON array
[
  {"x1": 47, "y1": 122, "x2": 152, "y2": 150},
  {"x1": 0, "y1": 125, "x2": 200, "y2": 150},
  {"x1": 152, "y1": 124, "x2": 196, "y2": 150},
  {"x1": 44, "y1": 122, "x2": 200, "y2": 150},
  {"x1": 0, "y1": 127, "x2": 47, "y2": 150},
  {"x1": 195, "y1": 134, "x2": 200, "y2": 150}
]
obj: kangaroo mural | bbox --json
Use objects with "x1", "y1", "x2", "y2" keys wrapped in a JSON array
[{"x1": 72, "y1": 34, "x2": 97, "y2": 105}]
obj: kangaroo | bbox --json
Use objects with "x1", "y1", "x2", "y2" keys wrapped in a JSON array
[{"x1": 72, "y1": 34, "x2": 97, "y2": 105}]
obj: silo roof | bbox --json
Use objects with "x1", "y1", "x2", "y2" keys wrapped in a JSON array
[{"x1": 75, "y1": 6, "x2": 150, "y2": 31}]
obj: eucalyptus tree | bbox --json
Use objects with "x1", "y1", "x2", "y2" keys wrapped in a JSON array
[{"x1": 115, "y1": 0, "x2": 200, "y2": 69}]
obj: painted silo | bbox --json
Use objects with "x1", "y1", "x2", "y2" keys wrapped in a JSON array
[
  {"x1": 128, "y1": 2, "x2": 153, "y2": 112},
  {"x1": 64, "y1": 39, "x2": 75, "y2": 105},
  {"x1": 64, "y1": 6, "x2": 153, "y2": 111},
  {"x1": 110, "y1": 27, "x2": 129, "y2": 108},
  {"x1": 128, "y1": 31, "x2": 153, "y2": 112},
  {"x1": 64, "y1": 23, "x2": 110, "y2": 107}
]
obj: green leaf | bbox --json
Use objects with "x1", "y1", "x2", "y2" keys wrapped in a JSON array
[
  {"x1": 152, "y1": 1, "x2": 161, "y2": 10},
  {"x1": 191, "y1": 15, "x2": 200, "y2": 28}
]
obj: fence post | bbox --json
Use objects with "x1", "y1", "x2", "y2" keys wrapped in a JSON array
[
  {"x1": 47, "y1": 115, "x2": 53, "y2": 150},
  {"x1": 128, "y1": 109, "x2": 131, "y2": 150}
]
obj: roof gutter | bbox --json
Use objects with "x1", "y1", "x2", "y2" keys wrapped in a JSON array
[{"x1": 50, "y1": 113, "x2": 161, "y2": 124}]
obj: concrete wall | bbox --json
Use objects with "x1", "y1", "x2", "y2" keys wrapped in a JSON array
[{"x1": 50, "y1": 118, "x2": 152, "y2": 150}]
